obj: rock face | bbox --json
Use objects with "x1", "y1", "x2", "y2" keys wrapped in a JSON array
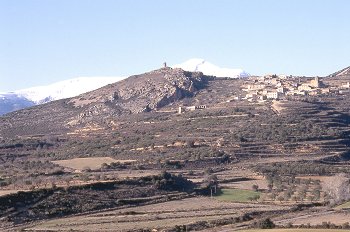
[{"x1": 67, "y1": 67, "x2": 208, "y2": 125}]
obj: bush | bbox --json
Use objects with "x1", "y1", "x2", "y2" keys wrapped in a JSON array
[
  {"x1": 256, "y1": 218, "x2": 275, "y2": 229},
  {"x1": 252, "y1": 184, "x2": 259, "y2": 192},
  {"x1": 342, "y1": 222, "x2": 350, "y2": 229}
]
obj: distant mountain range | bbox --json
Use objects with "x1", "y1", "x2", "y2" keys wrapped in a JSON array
[
  {"x1": 0, "y1": 93, "x2": 35, "y2": 116},
  {"x1": 13, "y1": 77, "x2": 127, "y2": 104},
  {"x1": 174, "y1": 58, "x2": 250, "y2": 78},
  {"x1": 0, "y1": 59, "x2": 250, "y2": 115},
  {"x1": 0, "y1": 77, "x2": 126, "y2": 115}
]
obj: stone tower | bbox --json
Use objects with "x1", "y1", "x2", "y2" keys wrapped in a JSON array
[{"x1": 312, "y1": 76, "x2": 320, "y2": 88}]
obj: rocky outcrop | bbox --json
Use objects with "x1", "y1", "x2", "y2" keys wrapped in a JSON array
[{"x1": 67, "y1": 67, "x2": 209, "y2": 126}]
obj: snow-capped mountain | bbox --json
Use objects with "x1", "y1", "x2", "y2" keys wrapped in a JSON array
[
  {"x1": 0, "y1": 76, "x2": 126, "y2": 115},
  {"x1": 0, "y1": 93, "x2": 35, "y2": 115},
  {"x1": 173, "y1": 58, "x2": 250, "y2": 78},
  {"x1": 14, "y1": 76, "x2": 126, "y2": 104}
]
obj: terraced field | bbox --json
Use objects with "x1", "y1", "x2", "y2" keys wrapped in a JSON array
[
  {"x1": 52, "y1": 157, "x2": 136, "y2": 171},
  {"x1": 26, "y1": 197, "x2": 287, "y2": 232},
  {"x1": 335, "y1": 201, "x2": 350, "y2": 210},
  {"x1": 215, "y1": 189, "x2": 261, "y2": 202},
  {"x1": 239, "y1": 229, "x2": 349, "y2": 232}
]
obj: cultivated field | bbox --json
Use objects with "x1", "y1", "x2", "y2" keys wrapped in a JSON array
[
  {"x1": 273, "y1": 209, "x2": 350, "y2": 227},
  {"x1": 52, "y1": 157, "x2": 136, "y2": 171},
  {"x1": 335, "y1": 201, "x2": 350, "y2": 210},
  {"x1": 215, "y1": 189, "x2": 260, "y2": 202},
  {"x1": 239, "y1": 229, "x2": 350, "y2": 232},
  {"x1": 0, "y1": 189, "x2": 27, "y2": 196},
  {"x1": 221, "y1": 178, "x2": 268, "y2": 190},
  {"x1": 27, "y1": 197, "x2": 287, "y2": 232},
  {"x1": 285, "y1": 211, "x2": 350, "y2": 226}
]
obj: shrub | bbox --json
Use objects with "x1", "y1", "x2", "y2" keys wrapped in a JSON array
[
  {"x1": 252, "y1": 184, "x2": 259, "y2": 192},
  {"x1": 256, "y1": 218, "x2": 275, "y2": 229}
]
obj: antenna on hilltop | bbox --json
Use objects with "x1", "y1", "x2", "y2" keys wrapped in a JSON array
[{"x1": 163, "y1": 62, "x2": 167, "y2": 68}]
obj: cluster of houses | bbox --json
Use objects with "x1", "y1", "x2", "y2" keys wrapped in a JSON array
[
  {"x1": 176, "y1": 74, "x2": 350, "y2": 113},
  {"x1": 241, "y1": 74, "x2": 350, "y2": 102}
]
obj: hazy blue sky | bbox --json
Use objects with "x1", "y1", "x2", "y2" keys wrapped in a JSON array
[{"x1": 1, "y1": 0, "x2": 350, "y2": 92}]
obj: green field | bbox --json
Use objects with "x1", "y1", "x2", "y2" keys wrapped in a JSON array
[
  {"x1": 239, "y1": 229, "x2": 350, "y2": 232},
  {"x1": 215, "y1": 188, "x2": 260, "y2": 202},
  {"x1": 335, "y1": 201, "x2": 350, "y2": 210}
]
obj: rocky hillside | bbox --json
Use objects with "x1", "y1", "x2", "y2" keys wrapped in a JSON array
[
  {"x1": 328, "y1": 66, "x2": 350, "y2": 77},
  {"x1": 0, "y1": 59, "x2": 248, "y2": 116},
  {"x1": 0, "y1": 68, "x2": 210, "y2": 137}
]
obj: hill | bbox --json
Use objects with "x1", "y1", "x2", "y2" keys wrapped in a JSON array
[
  {"x1": 0, "y1": 67, "x2": 210, "y2": 136},
  {"x1": 0, "y1": 58, "x2": 249, "y2": 116},
  {"x1": 328, "y1": 66, "x2": 350, "y2": 77}
]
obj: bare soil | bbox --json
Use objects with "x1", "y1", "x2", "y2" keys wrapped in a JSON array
[{"x1": 52, "y1": 157, "x2": 136, "y2": 171}]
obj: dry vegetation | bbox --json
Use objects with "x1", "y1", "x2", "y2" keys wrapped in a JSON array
[
  {"x1": 1, "y1": 71, "x2": 350, "y2": 231},
  {"x1": 239, "y1": 230, "x2": 349, "y2": 232},
  {"x1": 28, "y1": 197, "x2": 287, "y2": 232}
]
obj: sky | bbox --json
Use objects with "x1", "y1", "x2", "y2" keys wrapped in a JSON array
[{"x1": 1, "y1": 0, "x2": 350, "y2": 92}]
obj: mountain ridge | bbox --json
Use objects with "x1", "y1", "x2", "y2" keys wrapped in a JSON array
[
  {"x1": 173, "y1": 58, "x2": 250, "y2": 78},
  {"x1": 0, "y1": 93, "x2": 35, "y2": 115},
  {"x1": 13, "y1": 76, "x2": 127, "y2": 104}
]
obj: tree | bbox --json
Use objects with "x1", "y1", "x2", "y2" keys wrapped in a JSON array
[
  {"x1": 248, "y1": 195, "x2": 260, "y2": 201},
  {"x1": 267, "y1": 183, "x2": 273, "y2": 192},
  {"x1": 203, "y1": 174, "x2": 218, "y2": 187},
  {"x1": 270, "y1": 192, "x2": 277, "y2": 201},
  {"x1": 342, "y1": 222, "x2": 350, "y2": 229},
  {"x1": 185, "y1": 140, "x2": 195, "y2": 148},
  {"x1": 82, "y1": 166, "x2": 92, "y2": 172},
  {"x1": 277, "y1": 195, "x2": 284, "y2": 202},
  {"x1": 252, "y1": 184, "x2": 259, "y2": 192},
  {"x1": 257, "y1": 218, "x2": 275, "y2": 229},
  {"x1": 202, "y1": 174, "x2": 218, "y2": 197}
]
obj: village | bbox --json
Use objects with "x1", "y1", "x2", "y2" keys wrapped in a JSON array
[
  {"x1": 176, "y1": 73, "x2": 350, "y2": 114},
  {"x1": 241, "y1": 74, "x2": 350, "y2": 102}
]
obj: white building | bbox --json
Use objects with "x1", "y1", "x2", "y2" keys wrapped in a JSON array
[{"x1": 267, "y1": 92, "x2": 279, "y2": 99}]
